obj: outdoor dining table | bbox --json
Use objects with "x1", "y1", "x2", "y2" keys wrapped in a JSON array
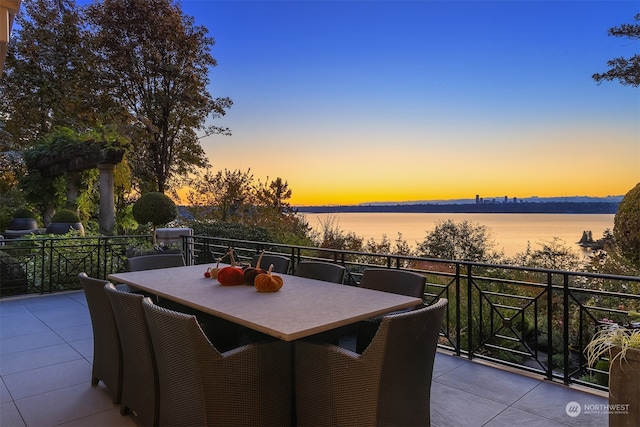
[{"x1": 108, "y1": 264, "x2": 423, "y2": 341}]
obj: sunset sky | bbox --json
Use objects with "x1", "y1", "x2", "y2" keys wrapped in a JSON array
[{"x1": 182, "y1": 1, "x2": 638, "y2": 206}]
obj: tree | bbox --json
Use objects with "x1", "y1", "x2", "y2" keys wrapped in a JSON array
[
  {"x1": 256, "y1": 177, "x2": 294, "y2": 214},
  {"x1": 614, "y1": 182, "x2": 640, "y2": 265},
  {"x1": 417, "y1": 219, "x2": 502, "y2": 262},
  {"x1": 512, "y1": 238, "x2": 581, "y2": 271},
  {"x1": 86, "y1": 0, "x2": 232, "y2": 194},
  {"x1": 0, "y1": 0, "x2": 106, "y2": 145},
  {"x1": 592, "y1": 14, "x2": 640, "y2": 87},
  {"x1": 187, "y1": 168, "x2": 255, "y2": 222}
]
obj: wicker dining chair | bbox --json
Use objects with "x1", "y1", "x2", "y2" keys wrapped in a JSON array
[
  {"x1": 142, "y1": 298, "x2": 292, "y2": 427},
  {"x1": 295, "y1": 298, "x2": 448, "y2": 427},
  {"x1": 251, "y1": 252, "x2": 291, "y2": 274},
  {"x1": 104, "y1": 283, "x2": 159, "y2": 426},
  {"x1": 127, "y1": 253, "x2": 187, "y2": 310},
  {"x1": 295, "y1": 261, "x2": 346, "y2": 284},
  {"x1": 356, "y1": 268, "x2": 427, "y2": 353},
  {"x1": 78, "y1": 273, "x2": 123, "y2": 404}
]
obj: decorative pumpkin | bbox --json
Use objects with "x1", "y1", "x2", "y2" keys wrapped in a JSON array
[
  {"x1": 218, "y1": 249, "x2": 245, "y2": 286},
  {"x1": 254, "y1": 264, "x2": 284, "y2": 292},
  {"x1": 244, "y1": 250, "x2": 267, "y2": 285},
  {"x1": 204, "y1": 258, "x2": 222, "y2": 279}
]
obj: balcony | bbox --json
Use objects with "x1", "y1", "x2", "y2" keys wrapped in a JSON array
[
  {"x1": 0, "y1": 290, "x2": 608, "y2": 426},
  {"x1": 1, "y1": 234, "x2": 636, "y2": 425}
]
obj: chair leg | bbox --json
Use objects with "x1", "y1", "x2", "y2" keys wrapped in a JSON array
[{"x1": 91, "y1": 376, "x2": 99, "y2": 386}]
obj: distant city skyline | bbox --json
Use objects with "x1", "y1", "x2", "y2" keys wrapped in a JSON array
[
  {"x1": 86, "y1": 1, "x2": 640, "y2": 205},
  {"x1": 297, "y1": 194, "x2": 623, "y2": 207}
]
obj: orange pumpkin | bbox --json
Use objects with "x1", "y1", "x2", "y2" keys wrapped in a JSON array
[
  {"x1": 244, "y1": 250, "x2": 267, "y2": 285},
  {"x1": 218, "y1": 249, "x2": 245, "y2": 286},
  {"x1": 254, "y1": 264, "x2": 284, "y2": 292}
]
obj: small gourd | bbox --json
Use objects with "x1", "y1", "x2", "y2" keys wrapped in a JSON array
[
  {"x1": 204, "y1": 258, "x2": 222, "y2": 279},
  {"x1": 244, "y1": 250, "x2": 267, "y2": 285},
  {"x1": 254, "y1": 264, "x2": 284, "y2": 292},
  {"x1": 217, "y1": 249, "x2": 245, "y2": 286}
]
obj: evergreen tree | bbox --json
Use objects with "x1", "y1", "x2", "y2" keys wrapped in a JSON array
[{"x1": 593, "y1": 13, "x2": 640, "y2": 87}]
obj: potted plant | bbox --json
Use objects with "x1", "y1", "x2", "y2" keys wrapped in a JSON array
[
  {"x1": 585, "y1": 314, "x2": 640, "y2": 427},
  {"x1": 8, "y1": 208, "x2": 38, "y2": 231},
  {"x1": 46, "y1": 209, "x2": 85, "y2": 236}
]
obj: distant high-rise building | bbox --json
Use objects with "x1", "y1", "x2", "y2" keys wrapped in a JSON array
[{"x1": 476, "y1": 195, "x2": 480, "y2": 204}]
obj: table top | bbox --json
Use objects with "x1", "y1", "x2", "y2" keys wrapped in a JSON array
[{"x1": 108, "y1": 264, "x2": 422, "y2": 341}]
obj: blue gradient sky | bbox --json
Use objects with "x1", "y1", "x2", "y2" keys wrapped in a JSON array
[{"x1": 175, "y1": 1, "x2": 637, "y2": 204}]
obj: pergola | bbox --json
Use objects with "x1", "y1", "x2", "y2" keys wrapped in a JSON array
[
  {"x1": 33, "y1": 141, "x2": 126, "y2": 234},
  {"x1": 0, "y1": 0, "x2": 21, "y2": 79}
]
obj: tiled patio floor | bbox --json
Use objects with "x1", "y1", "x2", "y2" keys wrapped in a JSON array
[{"x1": 1, "y1": 291, "x2": 609, "y2": 426}]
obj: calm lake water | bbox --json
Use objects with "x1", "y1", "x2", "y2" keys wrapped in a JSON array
[{"x1": 301, "y1": 212, "x2": 615, "y2": 257}]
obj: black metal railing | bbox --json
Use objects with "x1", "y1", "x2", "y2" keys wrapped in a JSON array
[
  {"x1": 1, "y1": 233, "x2": 638, "y2": 393},
  {"x1": 0, "y1": 235, "x2": 153, "y2": 294},
  {"x1": 185, "y1": 235, "x2": 640, "y2": 392}
]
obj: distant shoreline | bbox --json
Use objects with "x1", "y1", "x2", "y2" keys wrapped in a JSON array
[{"x1": 296, "y1": 201, "x2": 619, "y2": 214}]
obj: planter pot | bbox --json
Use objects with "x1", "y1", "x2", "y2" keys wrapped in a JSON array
[
  {"x1": 609, "y1": 346, "x2": 640, "y2": 427},
  {"x1": 46, "y1": 222, "x2": 85, "y2": 236},
  {"x1": 8, "y1": 218, "x2": 38, "y2": 231}
]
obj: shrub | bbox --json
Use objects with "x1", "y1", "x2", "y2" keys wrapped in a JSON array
[
  {"x1": 614, "y1": 182, "x2": 640, "y2": 265},
  {"x1": 13, "y1": 208, "x2": 35, "y2": 218},
  {"x1": 0, "y1": 251, "x2": 29, "y2": 295},
  {"x1": 51, "y1": 209, "x2": 81, "y2": 223},
  {"x1": 132, "y1": 192, "x2": 178, "y2": 227}
]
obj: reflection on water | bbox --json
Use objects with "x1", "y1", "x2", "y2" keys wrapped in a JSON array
[{"x1": 303, "y1": 213, "x2": 615, "y2": 257}]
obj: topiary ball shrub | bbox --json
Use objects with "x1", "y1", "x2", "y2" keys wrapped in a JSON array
[
  {"x1": 47, "y1": 209, "x2": 84, "y2": 236},
  {"x1": 13, "y1": 208, "x2": 35, "y2": 218},
  {"x1": 132, "y1": 192, "x2": 178, "y2": 227},
  {"x1": 50, "y1": 209, "x2": 81, "y2": 223},
  {"x1": 614, "y1": 182, "x2": 640, "y2": 265}
]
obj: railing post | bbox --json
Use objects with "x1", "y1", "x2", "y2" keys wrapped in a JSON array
[
  {"x1": 38, "y1": 239, "x2": 46, "y2": 294},
  {"x1": 563, "y1": 273, "x2": 570, "y2": 385},
  {"x1": 455, "y1": 262, "x2": 461, "y2": 356},
  {"x1": 467, "y1": 264, "x2": 473, "y2": 359},
  {"x1": 46, "y1": 239, "x2": 53, "y2": 294},
  {"x1": 546, "y1": 271, "x2": 553, "y2": 381},
  {"x1": 98, "y1": 237, "x2": 104, "y2": 279}
]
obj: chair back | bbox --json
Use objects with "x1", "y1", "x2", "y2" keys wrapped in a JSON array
[
  {"x1": 127, "y1": 253, "x2": 185, "y2": 272},
  {"x1": 252, "y1": 252, "x2": 290, "y2": 274},
  {"x1": 104, "y1": 283, "x2": 158, "y2": 426},
  {"x1": 142, "y1": 298, "x2": 292, "y2": 426},
  {"x1": 368, "y1": 298, "x2": 448, "y2": 425},
  {"x1": 360, "y1": 268, "x2": 425, "y2": 298},
  {"x1": 77, "y1": 272, "x2": 122, "y2": 404},
  {"x1": 296, "y1": 261, "x2": 345, "y2": 284},
  {"x1": 142, "y1": 298, "x2": 218, "y2": 426}
]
